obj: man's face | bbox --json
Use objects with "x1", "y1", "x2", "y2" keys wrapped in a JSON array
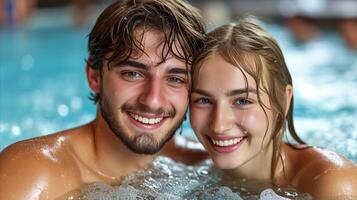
[{"x1": 98, "y1": 30, "x2": 189, "y2": 154}]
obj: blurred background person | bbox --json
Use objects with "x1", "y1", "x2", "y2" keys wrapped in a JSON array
[
  {"x1": 192, "y1": 0, "x2": 357, "y2": 50},
  {"x1": 1, "y1": 0, "x2": 94, "y2": 27},
  {"x1": 1, "y1": 0, "x2": 356, "y2": 49},
  {"x1": 1, "y1": 0, "x2": 37, "y2": 25},
  {"x1": 339, "y1": 18, "x2": 357, "y2": 49}
]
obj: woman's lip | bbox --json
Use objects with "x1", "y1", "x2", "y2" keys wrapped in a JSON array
[
  {"x1": 208, "y1": 135, "x2": 246, "y2": 140},
  {"x1": 206, "y1": 135, "x2": 247, "y2": 154}
]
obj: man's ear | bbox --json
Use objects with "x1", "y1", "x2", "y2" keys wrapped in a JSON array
[
  {"x1": 86, "y1": 63, "x2": 100, "y2": 93},
  {"x1": 284, "y1": 85, "x2": 293, "y2": 116}
]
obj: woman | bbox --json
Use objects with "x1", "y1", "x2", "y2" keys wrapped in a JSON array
[{"x1": 189, "y1": 18, "x2": 357, "y2": 199}]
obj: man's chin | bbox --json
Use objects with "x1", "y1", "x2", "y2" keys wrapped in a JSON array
[{"x1": 125, "y1": 134, "x2": 163, "y2": 154}]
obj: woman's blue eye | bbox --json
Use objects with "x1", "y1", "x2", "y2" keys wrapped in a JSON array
[
  {"x1": 195, "y1": 98, "x2": 211, "y2": 104},
  {"x1": 235, "y1": 98, "x2": 251, "y2": 105}
]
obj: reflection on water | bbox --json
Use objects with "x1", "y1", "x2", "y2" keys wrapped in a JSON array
[{"x1": 70, "y1": 156, "x2": 312, "y2": 200}]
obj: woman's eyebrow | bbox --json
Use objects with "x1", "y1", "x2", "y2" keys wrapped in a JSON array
[
  {"x1": 225, "y1": 88, "x2": 257, "y2": 96},
  {"x1": 192, "y1": 88, "x2": 257, "y2": 97},
  {"x1": 191, "y1": 89, "x2": 212, "y2": 97}
]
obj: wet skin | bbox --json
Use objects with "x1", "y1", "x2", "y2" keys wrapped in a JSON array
[
  {"x1": 96, "y1": 29, "x2": 189, "y2": 154},
  {"x1": 190, "y1": 53, "x2": 277, "y2": 176},
  {"x1": 0, "y1": 30, "x2": 207, "y2": 200},
  {"x1": 189, "y1": 53, "x2": 357, "y2": 199}
]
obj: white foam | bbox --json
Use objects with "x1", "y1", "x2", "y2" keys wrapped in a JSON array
[{"x1": 74, "y1": 156, "x2": 312, "y2": 200}]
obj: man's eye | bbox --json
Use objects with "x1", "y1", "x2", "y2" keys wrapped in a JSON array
[
  {"x1": 167, "y1": 76, "x2": 185, "y2": 86},
  {"x1": 121, "y1": 71, "x2": 143, "y2": 80}
]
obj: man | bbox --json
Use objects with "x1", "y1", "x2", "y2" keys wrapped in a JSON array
[{"x1": 0, "y1": 0, "x2": 206, "y2": 199}]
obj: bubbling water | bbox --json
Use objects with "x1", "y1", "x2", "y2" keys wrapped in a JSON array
[{"x1": 74, "y1": 156, "x2": 312, "y2": 200}]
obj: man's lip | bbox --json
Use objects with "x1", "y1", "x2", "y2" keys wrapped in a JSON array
[
  {"x1": 126, "y1": 112, "x2": 169, "y2": 130},
  {"x1": 126, "y1": 111, "x2": 170, "y2": 118}
]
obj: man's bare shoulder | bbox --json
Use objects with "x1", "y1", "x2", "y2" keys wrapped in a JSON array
[
  {"x1": 0, "y1": 127, "x2": 87, "y2": 199},
  {"x1": 291, "y1": 145, "x2": 357, "y2": 199}
]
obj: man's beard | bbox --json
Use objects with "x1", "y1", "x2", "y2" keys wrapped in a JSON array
[{"x1": 99, "y1": 92, "x2": 185, "y2": 154}]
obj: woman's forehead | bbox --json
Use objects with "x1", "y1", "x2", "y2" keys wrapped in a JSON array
[
  {"x1": 193, "y1": 54, "x2": 258, "y2": 90},
  {"x1": 198, "y1": 53, "x2": 256, "y2": 78}
]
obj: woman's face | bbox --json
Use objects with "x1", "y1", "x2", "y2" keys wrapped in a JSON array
[{"x1": 190, "y1": 53, "x2": 275, "y2": 170}]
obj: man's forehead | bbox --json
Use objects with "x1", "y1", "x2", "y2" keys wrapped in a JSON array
[
  {"x1": 131, "y1": 28, "x2": 185, "y2": 62},
  {"x1": 128, "y1": 51, "x2": 187, "y2": 71},
  {"x1": 105, "y1": 52, "x2": 188, "y2": 71}
]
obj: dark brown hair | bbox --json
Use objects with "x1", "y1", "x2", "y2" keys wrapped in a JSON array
[
  {"x1": 87, "y1": 0, "x2": 206, "y2": 103},
  {"x1": 193, "y1": 17, "x2": 305, "y2": 181}
]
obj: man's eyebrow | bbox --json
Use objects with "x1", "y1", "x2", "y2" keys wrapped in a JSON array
[
  {"x1": 192, "y1": 88, "x2": 257, "y2": 97},
  {"x1": 168, "y1": 67, "x2": 188, "y2": 75},
  {"x1": 112, "y1": 61, "x2": 187, "y2": 75},
  {"x1": 114, "y1": 60, "x2": 147, "y2": 70}
]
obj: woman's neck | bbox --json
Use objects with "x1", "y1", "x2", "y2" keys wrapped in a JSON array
[{"x1": 224, "y1": 141, "x2": 276, "y2": 180}]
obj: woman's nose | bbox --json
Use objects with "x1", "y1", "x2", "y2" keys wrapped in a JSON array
[{"x1": 210, "y1": 102, "x2": 235, "y2": 134}]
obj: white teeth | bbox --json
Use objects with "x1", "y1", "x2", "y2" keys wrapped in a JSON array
[
  {"x1": 211, "y1": 137, "x2": 244, "y2": 147},
  {"x1": 129, "y1": 113, "x2": 163, "y2": 125}
]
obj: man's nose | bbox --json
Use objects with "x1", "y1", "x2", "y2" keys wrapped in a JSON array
[{"x1": 138, "y1": 78, "x2": 166, "y2": 110}]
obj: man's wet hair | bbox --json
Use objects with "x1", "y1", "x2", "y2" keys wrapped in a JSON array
[{"x1": 87, "y1": 0, "x2": 206, "y2": 104}]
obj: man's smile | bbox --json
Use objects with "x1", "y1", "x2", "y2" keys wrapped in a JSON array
[{"x1": 129, "y1": 112, "x2": 165, "y2": 125}]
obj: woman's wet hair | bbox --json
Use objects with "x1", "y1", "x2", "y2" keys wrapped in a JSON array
[
  {"x1": 87, "y1": 0, "x2": 206, "y2": 103},
  {"x1": 192, "y1": 17, "x2": 305, "y2": 181}
]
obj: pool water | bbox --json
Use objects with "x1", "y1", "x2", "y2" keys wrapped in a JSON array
[
  {"x1": 0, "y1": 9, "x2": 356, "y2": 162},
  {"x1": 0, "y1": 8, "x2": 96, "y2": 149},
  {"x1": 65, "y1": 156, "x2": 312, "y2": 200}
]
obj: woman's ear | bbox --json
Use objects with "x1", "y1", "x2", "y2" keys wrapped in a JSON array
[
  {"x1": 86, "y1": 63, "x2": 100, "y2": 93},
  {"x1": 284, "y1": 85, "x2": 293, "y2": 116}
]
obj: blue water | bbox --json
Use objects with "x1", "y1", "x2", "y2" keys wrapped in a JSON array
[{"x1": 0, "y1": 10, "x2": 356, "y2": 163}]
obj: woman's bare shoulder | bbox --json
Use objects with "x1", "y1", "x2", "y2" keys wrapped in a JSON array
[{"x1": 284, "y1": 143, "x2": 357, "y2": 199}]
